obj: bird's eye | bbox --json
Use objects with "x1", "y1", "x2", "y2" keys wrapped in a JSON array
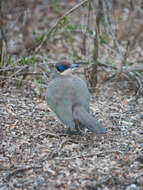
[
  {"x1": 57, "y1": 65, "x2": 64, "y2": 71},
  {"x1": 56, "y1": 65, "x2": 69, "y2": 72}
]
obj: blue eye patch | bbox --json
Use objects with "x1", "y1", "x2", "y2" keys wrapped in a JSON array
[{"x1": 56, "y1": 65, "x2": 70, "y2": 72}]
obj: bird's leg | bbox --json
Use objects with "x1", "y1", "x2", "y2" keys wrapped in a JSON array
[
  {"x1": 74, "y1": 120, "x2": 83, "y2": 135},
  {"x1": 61, "y1": 120, "x2": 82, "y2": 135},
  {"x1": 61, "y1": 126, "x2": 79, "y2": 135}
]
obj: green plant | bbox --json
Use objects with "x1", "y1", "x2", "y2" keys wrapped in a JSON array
[
  {"x1": 50, "y1": 0, "x2": 62, "y2": 14},
  {"x1": 19, "y1": 57, "x2": 35, "y2": 65},
  {"x1": 34, "y1": 77, "x2": 44, "y2": 96},
  {"x1": 99, "y1": 32, "x2": 110, "y2": 44},
  {"x1": 32, "y1": 30, "x2": 45, "y2": 43}
]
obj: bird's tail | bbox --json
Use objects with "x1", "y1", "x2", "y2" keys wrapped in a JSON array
[{"x1": 72, "y1": 104, "x2": 106, "y2": 134}]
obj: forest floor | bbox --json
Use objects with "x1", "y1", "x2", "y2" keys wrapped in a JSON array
[
  {"x1": 1, "y1": 79, "x2": 143, "y2": 190},
  {"x1": 0, "y1": 1, "x2": 143, "y2": 190}
]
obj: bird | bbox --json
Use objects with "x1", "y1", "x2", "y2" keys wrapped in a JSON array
[{"x1": 46, "y1": 63, "x2": 107, "y2": 135}]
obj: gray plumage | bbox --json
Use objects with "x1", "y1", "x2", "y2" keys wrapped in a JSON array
[{"x1": 46, "y1": 68, "x2": 106, "y2": 134}]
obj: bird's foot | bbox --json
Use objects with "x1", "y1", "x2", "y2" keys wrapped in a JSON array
[{"x1": 61, "y1": 128, "x2": 82, "y2": 136}]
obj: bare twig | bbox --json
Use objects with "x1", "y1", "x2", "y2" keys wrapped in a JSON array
[
  {"x1": 126, "y1": 23, "x2": 143, "y2": 57},
  {"x1": 0, "y1": 75, "x2": 36, "y2": 86},
  {"x1": 83, "y1": 1, "x2": 99, "y2": 93},
  {"x1": 81, "y1": 1, "x2": 92, "y2": 56},
  {"x1": 55, "y1": 150, "x2": 121, "y2": 160},
  {"x1": 34, "y1": 0, "x2": 89, "y2": 54},
  {"x1": 134, "y1": 72, "x2": 143, "y2": 98},
  {"x1": 10, "y1": 65, "x2": 29, "y2": 78},
  {"x1": 96, "y1": 0, "x2": 103, "y2": 31},
  {"x1": 6, "y1": 166, "x2": 42, "y2": 181},
  {"x1": 102, "y1": 0, "x2": 124, "y2": 70}
]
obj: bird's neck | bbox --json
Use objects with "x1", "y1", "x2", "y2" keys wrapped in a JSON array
[
  {"x1": 50, "y1": 68, "x2": 73, "y2": 81},
  {"x1": 60, "y1": 69, "x2": 73, "y2": 76}
]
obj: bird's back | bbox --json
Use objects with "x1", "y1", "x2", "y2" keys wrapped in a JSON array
[{"x1": 46, "y1": 75, "x2": 90, "y2": 130}]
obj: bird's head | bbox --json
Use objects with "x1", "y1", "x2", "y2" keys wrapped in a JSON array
[{"x1": 56, "y1": 62, "x2": 84, "y2": 75}]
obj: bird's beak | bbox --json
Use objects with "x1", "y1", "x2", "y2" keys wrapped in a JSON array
[
  {"x1": 71, "y1": 62, "x2": 85, "y2": 70},
  {"x1": 71, "y1": 64, "x2": 79, "y2": 70}
]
